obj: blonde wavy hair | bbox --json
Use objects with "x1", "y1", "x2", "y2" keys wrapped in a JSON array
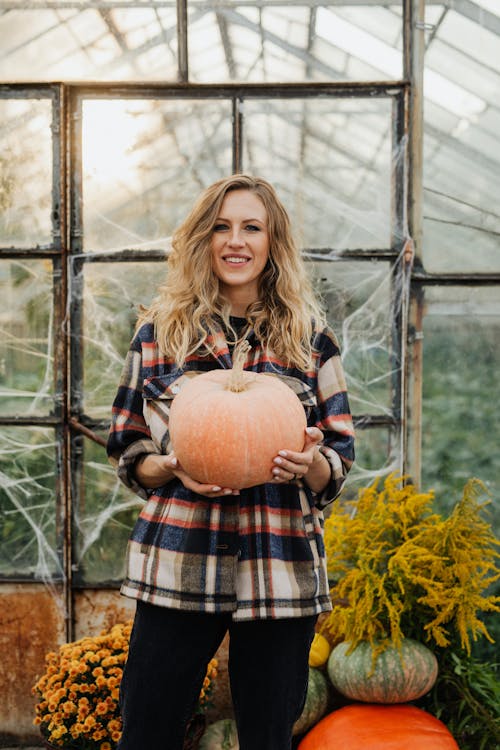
[{"x1": 140, "y1": 174, "x2": 326, "y2": 370}]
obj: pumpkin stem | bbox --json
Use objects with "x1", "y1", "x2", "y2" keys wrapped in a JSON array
[{"x1": 227, "y1": 339, "x2": 251, "y2": 392}]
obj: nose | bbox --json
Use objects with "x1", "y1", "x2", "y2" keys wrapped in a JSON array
[{"x1": 228, "y1": 228, "x2": 245, "y2": 247}]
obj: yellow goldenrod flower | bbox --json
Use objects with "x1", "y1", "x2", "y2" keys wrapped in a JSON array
[{"x1": 321, "y1": 475, "x2": 500, "y2": 658}]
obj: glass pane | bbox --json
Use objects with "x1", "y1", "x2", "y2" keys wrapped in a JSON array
[
  {"x1": 422, "y1": 6, "x2": 500, "y2": 272},
  {"x1": 82, "y1": 257, "x2": 396, "y2": 416},
  {"x1": 74, "y1": 432, "x2": 140, "y2": 585},
  {"x1": 0, "y1": 6, "x2": 177, "y2": 82},
  {"x1": 81, "y1": 256, "x2": 396, "y2": 414},
  {"x1": 0, "y1": 426, "x2": 60, "y2": 578},
  {"x1": 81, "y1": 261, "x2": 163, "y2": 419},
  {"x1": 0, "y1": 98, "x2": 52, "y2": 248},
  {"x1": 312, "y1": 260, "x2": 393, "y2": 416},
  {"x1": 242, "y1": 98, "x2": 393, "y2": 250},
  {"x1": 0, "y1": 260, "x2": 54, "y2": 416},
  {"x1": 82, "y1": 98, "x2": 233, "y2": 251},
  {"x1": 422, "y1": 286, "x2": 500, "y2": 524},
  {"x1": 188, "y1": 2, "x2": 403, "y2": 83},
  {"x1": 339, "y1": 426, "x2": 399, "y2": 503}
]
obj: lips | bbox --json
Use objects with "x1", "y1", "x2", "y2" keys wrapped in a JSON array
[{"x1": 222, "y1": 255, "x2": 251, "y2": 264}]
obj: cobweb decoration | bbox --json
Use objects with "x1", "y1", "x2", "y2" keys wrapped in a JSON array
[
  {"x1": 0, "y1": 427, "x2": 65, "y2": 608},
  {"x1": 0, "y1": 259, "x2": 64, "y2": 599},
  {"x1": 0, "y1": 137, "x2": 412, "y2": 590}
]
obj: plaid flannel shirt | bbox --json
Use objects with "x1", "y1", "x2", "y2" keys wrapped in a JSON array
[{"x1": 107, "y1": 321, "x2": 354, "y2": 620}]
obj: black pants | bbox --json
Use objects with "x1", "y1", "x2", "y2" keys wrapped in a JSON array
[{"x1": 117, "y1": 601, "x2": 317, "y2": 750}]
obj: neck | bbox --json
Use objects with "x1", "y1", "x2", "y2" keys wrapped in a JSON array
[{"x1": 222, "y1": 286, "x2": 259, "y2": 317}]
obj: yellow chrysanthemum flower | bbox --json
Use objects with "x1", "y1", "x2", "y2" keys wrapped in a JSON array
[{"x1": 32, "y1": 621, "x2": 217, "y2": 749}]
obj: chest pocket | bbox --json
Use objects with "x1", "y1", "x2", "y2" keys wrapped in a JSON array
[
  {"x1": 143, "y1": 371, "x2": 195, "y2": 400},
  {"x1": 142, "y1": 371, "x2": 201, "y2": 452},
  {"x1": 271, "y1": 374, "x2": 317, "y2": 421}
]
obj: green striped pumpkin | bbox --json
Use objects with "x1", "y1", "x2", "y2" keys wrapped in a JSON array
[
  {"x1": 293, "y1": 667, "x2": 329, "y2": 736},
  {"x1": 199, "y1": 719, "x2": 239, "y2": 749},
  {"x1": 327, "y1": 639, "x2": 438, "y2": 704}
]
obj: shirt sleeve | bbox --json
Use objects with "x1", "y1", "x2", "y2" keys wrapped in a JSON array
[
  {"x1": 106, "y1": 328, "x2": 161, "y2": 500},
  {"x1": 310, "y1": 327, "x2": 355, "y2": 508}
]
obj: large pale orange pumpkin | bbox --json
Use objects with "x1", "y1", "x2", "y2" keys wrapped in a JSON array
[
  {"x1": 298, "y1": 704, "x2": 460, "y2": 750},
  {"x1": 169, "y1": 344, "x2": 307, "y2": 489}
]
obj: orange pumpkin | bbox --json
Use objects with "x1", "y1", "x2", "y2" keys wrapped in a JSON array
[
  {"x1": 169, "y1": 343, "x2": 307, "y2": 489},
  {"x1": 298, "y1": 704, "x2": 459, "y2": 750}
]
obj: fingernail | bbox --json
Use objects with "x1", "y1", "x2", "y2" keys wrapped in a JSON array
[
  {"x1": 170, "y1": 457, "x2": 178, "y2": 466},
  {"x1": 278, "y1": 450, "x2": 287, "y2": 457},
  {"x1": 306, "y1": 427, "x2": 315, "y2": 435},
  {"x1": 274, "y1": 457, "x2": 282, "y2": 464},
  {"x1": 224, "y1": 489, "x2": 232, "y2": 495},
  {"x1": 212, "y1": 486, "x2": 221, "y2": 491},
  {"x1": 272, "y1": 468, "x2": 280, "y2": 476}
]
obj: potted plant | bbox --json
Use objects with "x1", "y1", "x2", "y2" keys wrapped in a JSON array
[
  {"x1": 319, "y1": 474, "x2": 500, "y2": 748},
  {"x1": 33, "y1": 621, "x2": 217, "y2": 750}
]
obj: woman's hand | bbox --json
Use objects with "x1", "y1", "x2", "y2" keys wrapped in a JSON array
[
  {"x1": 134, "y1": 453, "x2": 239, "y2": 497},
  {"x1": 271, "y1": 426, "x2": 331, "y2": 493}
]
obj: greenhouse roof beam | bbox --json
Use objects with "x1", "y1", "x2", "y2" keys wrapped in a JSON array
[
  {"x1": 0, "y1": 1, "x2": 413, "y2": 7},
  {"x1": 449, "y1": 0, "x2": 500, "y2": 37},
  {"x1": 215, "y1": 10, "x2": 238, "y2": 81},
  {"x1": 212, "y1": 6, "x2": 349, "y2": 79}
]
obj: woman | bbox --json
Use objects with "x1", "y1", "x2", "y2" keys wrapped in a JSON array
[{"x1": 107, "y1": 174, "x2": 355, "y2": 750}]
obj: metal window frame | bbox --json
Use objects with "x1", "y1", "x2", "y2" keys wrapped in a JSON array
[
  {"x1": 10, "y1": 0, "x2": 495, "y2": 640},
  {"x1": 0, "y1": 79, "x2": 409, "y2": 601}
]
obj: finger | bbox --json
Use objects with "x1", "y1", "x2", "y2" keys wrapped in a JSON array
[
  {"x1": 163, "y1": 451, "x2": 179, "y2": 470},
  {"x1": 194, "y1": 481, "x2": 240, "y2": 497},
  {"x1": 272, "y1": 462, "x2": 303, "y2": 481},
  {"x1": 271, "y1": 472, "x2": 288, "y2": 484},
  {"x1": 274, "y1": 452, "x2": 307, "y2": 472},
  {"x1": 303, "y1": 426, "x2": 323, "y2": 448}
]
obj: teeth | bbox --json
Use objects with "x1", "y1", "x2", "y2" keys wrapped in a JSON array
[{"x1": 224, "y1": 256, "x2": 248, "y2": 263}]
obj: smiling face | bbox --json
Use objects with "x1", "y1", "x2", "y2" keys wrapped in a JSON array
[{"x1": 210, "y1": 189, "x2": 270, "y2": 315}]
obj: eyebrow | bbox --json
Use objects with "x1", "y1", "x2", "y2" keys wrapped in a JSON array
[{"x1": 215, "y1": 217, "x2": 266, "y2": 223}]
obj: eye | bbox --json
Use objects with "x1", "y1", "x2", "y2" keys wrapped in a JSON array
[
  {"x1": 213, "y1": 223, "x2": 229, "y2": 232},
  {"x1": 245, "y1": 224, "x2": 261, "y2": 232}
]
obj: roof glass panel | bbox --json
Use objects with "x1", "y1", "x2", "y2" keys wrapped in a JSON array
[
  {"x1": 188, "y1": 2, "x2": 403, "y2": 83},
  {"x1": 472, "y1": 0, "x2": 500, "y2": 12},
  {"x1": 422, "y1": 1, "x2": 500, "y2": 272},
  {"x1": 0, "y1": 4, "x2": 178, "y2": 81}
]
